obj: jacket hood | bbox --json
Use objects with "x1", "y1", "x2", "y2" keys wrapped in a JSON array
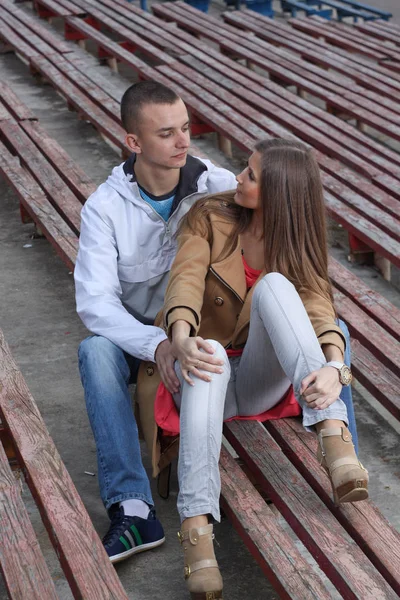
[{"x1": 106, "y1": 153, "x2": 208, "y2": 211}]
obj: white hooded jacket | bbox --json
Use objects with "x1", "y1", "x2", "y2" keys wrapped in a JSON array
[{"x1": 74, "y1": 155, "x2": 237, "y2": 362}]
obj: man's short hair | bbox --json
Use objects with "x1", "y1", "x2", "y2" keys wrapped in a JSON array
[{"x1": 120, "y1": 81, "x2": 180, "y2": 133}]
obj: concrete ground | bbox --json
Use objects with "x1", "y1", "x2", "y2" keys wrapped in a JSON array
[{"x1": 0, "y1": 0, "x2": 400, "y2": 598}]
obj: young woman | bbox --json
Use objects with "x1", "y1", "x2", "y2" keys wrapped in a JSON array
[{"x1": 162, "y1": 139, "x2": 368, "y2": 600}]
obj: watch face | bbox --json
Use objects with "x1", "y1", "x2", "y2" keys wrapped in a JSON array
[{"x1": 341, "y1": 365, "x2": 352, "y2": 386}]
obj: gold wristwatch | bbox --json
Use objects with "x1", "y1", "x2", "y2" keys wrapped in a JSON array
[{"x1": 325, "y1": 361, "x2": 352, "y2": 386}]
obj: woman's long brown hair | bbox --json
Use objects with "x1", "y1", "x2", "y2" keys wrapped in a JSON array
[{"x1": 181, "y1": 139, "x2": 333, "y2": 302}]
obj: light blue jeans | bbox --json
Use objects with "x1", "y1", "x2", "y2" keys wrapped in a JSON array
[
  {"x1": 77, "y1": 276, "x2": 357, "y2": 514},
  {"x1": 173, "y1": 273, "x2": 352, "y2": 522}
]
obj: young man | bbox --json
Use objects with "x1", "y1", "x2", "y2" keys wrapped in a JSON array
[{"x1": 74, "y1": 81, "x2": 237, "y2": 564}]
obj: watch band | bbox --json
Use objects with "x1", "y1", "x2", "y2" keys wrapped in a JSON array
[{"x1": 325, "y1": 361, "x2": 345, "y2": 370}]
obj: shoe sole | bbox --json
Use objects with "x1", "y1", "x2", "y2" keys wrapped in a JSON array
[
  {"x1": 109, "y1": 537, "x2": 166, "y2": 564},
  {"x1": 333, "y1": 480, "x2": 369, "y2": 505}
]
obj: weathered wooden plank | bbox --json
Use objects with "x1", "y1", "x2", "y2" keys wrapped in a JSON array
[
  {"x1": 289, "y1": 16, "x2": 400, "y2": 61},
  {"x1": 351, "y1": 339, "x2": 400, "y2": 420},
  {"x1": 328, "y1": 258, "x2": 400, "y2": 341},
  {"x1": 30, "y1": 54, "x2": 128, "y2": 152},
  {"x1": 2, "y1": 0, "x2": 73, "y2": 54},
  {"x1": 0, "y1": 7, "x2": 60, "y2": 57},
  {"x1": 65, "y1": 14, "x2": 176, "y2": 65},
  {"x1": 0, "y1": 330, "x2": 130, "y2": 600},
  {"x1": 219, "y1": 446, "x2": 332, "y2": 600},
  {"x1": 34, "y1": 0, "x2": 84, "y2": 17},
  {"x1": 355, "y1": 21, "x2": 400, "y2": 45},
  {"x1": 0, "y1": 20, "x2": 40, "y2": 60},
  {"x1": 0, "y1": 141, "x2": 78, "y2": 270},
  {"x1": 169, "y1": 59, "x2": 400, "y2": 183},
  {"x1": 0, "y1": 81, "x2": 36, "y2": 122},
  {"x1": 265, "y1": 418, "x2": 400, "y2": 595},
  {"x1": 0, "y1": 119, "x2": 82, "y2": 234},
  {"x1": 20, "y1": 120, "x2": 97, "y2": 203},
  {"x1": 0, "y1": 440, "x2": 59, "y2": 600},
  {"x1": 334, "y1": 288, "x2": 400, "y2": 376},
  {"x1": 224, "y1": 421, "x2": 398, "y2": 599}
]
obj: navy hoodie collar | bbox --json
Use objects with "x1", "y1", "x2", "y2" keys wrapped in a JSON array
[{"x1": 123, "y1": 153, "x2": 208, "y2": 213}]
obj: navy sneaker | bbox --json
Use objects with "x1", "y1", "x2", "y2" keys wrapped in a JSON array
[{"x1": 103, "y1": 506, "x2": 165, "y2": 564}]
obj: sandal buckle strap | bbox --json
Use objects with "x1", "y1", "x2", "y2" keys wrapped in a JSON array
[{"x1": 184, "y1": 559, "x2": 219, "y2": 579}]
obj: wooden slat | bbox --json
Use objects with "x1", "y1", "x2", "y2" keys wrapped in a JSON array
[
  {"x1": 265, "y1": 418, "x2": 400, "y2": 595},
  {"x1": 2, "y1": 0, "x2": 73, "y2": 54},
  {"x1": 65, "y1": 13, "x2": 176, "y2": 65},
  {"x1": 0, "y1": 19, "x2": 40, "y2": 60},
  {"x1": 351, "y1": 340, "x2": 400, "y2": 420},
  {"x1": 0, "y1": 81, "x2": 36, "y2": 122},
  {"x1": 34, "y1": 0, "x2": 84, "y2": 17},
  {"x1": 333, "y1": 289, "x2": 400, "y2": 376},
  {"x1": 328, "y1": 258, "x2": 400, "y2": 341},
  {"x1": 29, "y1": 54, "x2": 128, "y2": 152},
  {"x1": 0, "y1": 330, "x2": 130, "y2": 600},
  {"x1": 0, "y1": 440, "x2": 59, "y2": 600},
  {"x1": 21, "y1": 119, "x2": 97, "y2": 203},
  {"x1": 0, "y1": 119, "x2": 82, "y2": 234},
  {"x1": 219, "y1": 446, "x2": 332, "y2": 600},
  {"x1": 224, "y1": 420, "x2": 398, "y2": 600},
  {"x1": 0, "y1": 141, "x2": 78, "y2": 270},
  {"x1": 0, "y1": 7, "x2": 60, "y2": 57}
]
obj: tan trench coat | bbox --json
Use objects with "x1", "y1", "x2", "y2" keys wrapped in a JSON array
[{"x1": 135, "y1": 199, "x2": 345, "y2": 478}]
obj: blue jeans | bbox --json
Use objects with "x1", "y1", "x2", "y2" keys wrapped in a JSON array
[
  {"x1": 78, "y1": 335, "x2": 153, "y2": 512},
  {"x1": 78, "y1": 321, "x2": 358, "y2": 512}
]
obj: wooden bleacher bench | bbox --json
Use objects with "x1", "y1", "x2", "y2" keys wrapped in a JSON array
[
  {"x1": 0, "y1": 329, "x2": 129, "y2": 599},
  {"x1": 3, "y1": 3, "x2": 400, "y2": 263},
  {"x1": 281, "y1": 0, "x2": 333, "y2": 19},
  {"x1": 12, "y1": 0, "x2": 400, "y2": 275},
  {"x1": 297, "y1": 0, "x2": 378, "y2": 22},
  {"x1": 2, "y1": 9, "x2": 400, "y2": 596}
]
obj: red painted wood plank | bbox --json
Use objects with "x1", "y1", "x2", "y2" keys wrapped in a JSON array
[
  {"x1": 44, "y1": 53, "x2": 120, "y2": 122},
  {"x1": 328, "y1": 258, "x2": 400, "y2": 341},
  {"x1": 222, "y1": 10, "x2": 400, "y2": 97},
  {"x1": 265, "y1": 418, "x2": 400, "y2": 594},
  {"x1": 65, "y1": 14, "x2": 176, "y2": 64},
  {"x1": 175, "y1": 57, "x2": 400, "y2": 181},
  {"x1": 219, "y1": 446, "x2": 332, "y2": 600},
  {"x1": 355, "y1": 22, "x2": 400, "y2": 45},
  {"x1": 0, "y1": 440, "x2": 59, "y2": 600},
  {"x1": 0, "y1": 81, "x2": 36, "y2": 122},
  {"x1": 333, "y1": 288, "x2": 400, "y2": 376},
  {"x1": 29, "y1": 54, "x2": 128, "y2": 152},
  {"x1": 0, "y1": 120, "x2": 82, "y2": 234},
  {"x1": 0, "y1": 330, "x2": 130, "y2": 600},
  {"x1": 34, "y1": 0, "x2": 84, "y2": 17},
  {"x1": 224, "y1": 420, "x2": 398, "y2": 599},
  {"x1": 154, "y1": 3, "x2": 400, "y2": 133},
  {"x1": 0, "y1": 20, "x2": 40, "y2": 60},
  {"x1": 0, "y1": 7, "x2": 60, "y2": 57},
  {"x1": 351, "y1": 340, "x2": 400, "y2": 420},
  {"x1": 289, "y1": 16, "x2": 400, "y2": 61},
  {"x1": 2, "y1": 0, "x2": 73, "y2": 53},
  {"x1": 0, "y1": 141, "x2": 78, "y2": 270},
  {"x1": 20, "y1": 120, "x2": 97, "y2": 204}
]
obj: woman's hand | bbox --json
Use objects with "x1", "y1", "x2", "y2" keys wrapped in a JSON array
[
  {"x1": 300, "y1": 366, "x2": 342, "y2": 410},
  {"x1": 171, "y1": 321, "x2": 224, "y2": 386}
]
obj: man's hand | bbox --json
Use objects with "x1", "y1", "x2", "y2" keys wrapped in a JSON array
[
  {"x1": 155, "y1": 339, "x2": 179, "y2": 394},
  {"x1": 300, "y1": 366, "x2": 342, "y2": 411}
]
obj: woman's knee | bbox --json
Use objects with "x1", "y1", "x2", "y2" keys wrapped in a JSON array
[
  {"x1": 203, "y1": 339, "x2": 229, "y2": 363},
  {"x1": 253, "y1": 273, "x2": 295, "y2": 304}
]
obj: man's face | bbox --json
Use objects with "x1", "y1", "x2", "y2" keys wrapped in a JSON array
[{"x1": 127, "y1": 99, "x2": 190, "y2": 169}]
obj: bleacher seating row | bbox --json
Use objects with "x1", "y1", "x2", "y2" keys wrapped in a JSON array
[{"x1": 1, "y1": 2, "x2": 400, "y2": 597}]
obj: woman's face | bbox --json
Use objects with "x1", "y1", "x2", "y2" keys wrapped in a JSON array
[{"x1": 234, "y1": 151, "x2": 262, "y2": 210}]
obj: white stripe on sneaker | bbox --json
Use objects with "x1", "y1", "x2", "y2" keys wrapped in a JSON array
[{"x1": 124, "y1": 529, "x2": 136, "y2": 549}]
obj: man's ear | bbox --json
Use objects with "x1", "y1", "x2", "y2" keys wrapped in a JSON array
[{"x1": 125, "y1": 133, "x2": 142, "y2": 154}]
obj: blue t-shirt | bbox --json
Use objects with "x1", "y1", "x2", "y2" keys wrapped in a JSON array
[{"x1": 138, "y1": 184, "x2": 176, "y2": 222}]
